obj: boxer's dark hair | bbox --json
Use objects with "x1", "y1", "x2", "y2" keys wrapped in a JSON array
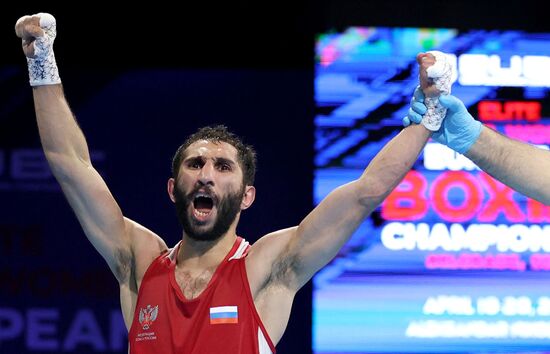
[{"x1": 172, "y1": 125, "x2": 257, "y2": 186}]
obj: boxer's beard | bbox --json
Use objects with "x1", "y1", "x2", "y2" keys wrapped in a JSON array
[{"x1": 173, "y1": 184, "x2": 243, "y2": 242}]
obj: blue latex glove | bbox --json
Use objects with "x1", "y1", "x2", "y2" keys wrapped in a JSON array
[
  {"x1": 403, "y1": 86, "x2": 427, "y2": 126},
  {"x1": 403, "y1": 90, "x2": 482, "y2": 154}
]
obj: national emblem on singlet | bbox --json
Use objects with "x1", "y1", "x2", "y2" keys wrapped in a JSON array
[{"x1": 139, "y1": 305, "x2": 159, "y2": 330}]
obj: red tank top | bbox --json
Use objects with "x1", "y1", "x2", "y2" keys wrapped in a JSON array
[{"x1": 128, "y1": 237, "x2": 276, "y2": 354}]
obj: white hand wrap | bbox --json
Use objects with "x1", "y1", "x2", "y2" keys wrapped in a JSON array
[
  {"x1": 422, "y1": 50, "x2": 454, "y2": 131},
  {"x1": 26, "y1": 13, "x2": 61, "y2": 86}
]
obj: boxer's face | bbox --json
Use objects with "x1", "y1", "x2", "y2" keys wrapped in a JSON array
[{"x1": 170, "y1": 140, "x2": 248, "y2": 241}]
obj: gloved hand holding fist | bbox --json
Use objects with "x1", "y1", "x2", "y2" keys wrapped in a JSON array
[
  {"x1": 403, "y1": 88, "x2": 482, "y2": 154},
  {"x1": 404, "y1": 51, "x2": 482, "y2": 154},
  {"x1": 432, "y1": 94, "x2": 482, "y2": 154}
]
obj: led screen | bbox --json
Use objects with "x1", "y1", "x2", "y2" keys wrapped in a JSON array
[{"x1": 313, "y1": 27, "x2": 550, "y2": 353}]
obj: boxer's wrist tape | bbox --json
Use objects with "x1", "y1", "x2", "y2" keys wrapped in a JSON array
[
  {"x1": 423, "y1": 96, "x2": 447, "y2": 131},
  {"x1": 421, "y1": 50, "x2": 453, "y2": 131},
  {"x1": 27, "y1": 13, "x2": 61, "y2": 86}
]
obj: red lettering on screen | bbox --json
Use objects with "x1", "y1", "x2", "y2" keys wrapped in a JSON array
[
  {"x1": 381, "y1": 171, "x2": 550, "y2": 223},
  {"x1": 527, "y1": 199, "x2": 550, "y2": 223},
  {"x1": 478, "y1": 101, "x2": 541, "y2": 122},
  {"x1": 478, "y1": 173, "x2": 525, "y2": 222},
  {"x1": 429, "y1": 171, "x2": 483, "y2": 222},
  {"x1": 381, "y1": 170, "x2": 428, "y2": 220}
]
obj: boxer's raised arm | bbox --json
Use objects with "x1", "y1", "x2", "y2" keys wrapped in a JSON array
[{"x1": 15, "y1": 13, "x2": 165, "y2": 283}]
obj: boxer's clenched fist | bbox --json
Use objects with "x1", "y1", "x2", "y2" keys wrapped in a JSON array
[
  {"x1": 417, "y1": 51, "x2": 454, "y2": 131},
  {"x1": 15, "y1": 13, "x2": 61, "y2": 86},
  {"x1": 417, "y1": 53, "x2": 438, "y2": 97}
]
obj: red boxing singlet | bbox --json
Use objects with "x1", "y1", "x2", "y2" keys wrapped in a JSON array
[{"x1": 128, "y1": 237, "x2": 276, "y2": 354}]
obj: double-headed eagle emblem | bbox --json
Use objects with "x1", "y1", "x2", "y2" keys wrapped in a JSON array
[{"x1": 139, "y1": 305, "x2": 159, "y2": 330}]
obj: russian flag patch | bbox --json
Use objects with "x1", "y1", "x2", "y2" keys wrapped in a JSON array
[{"x1": 210, "y1": 306, "x2": 238, "y2": 324}]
